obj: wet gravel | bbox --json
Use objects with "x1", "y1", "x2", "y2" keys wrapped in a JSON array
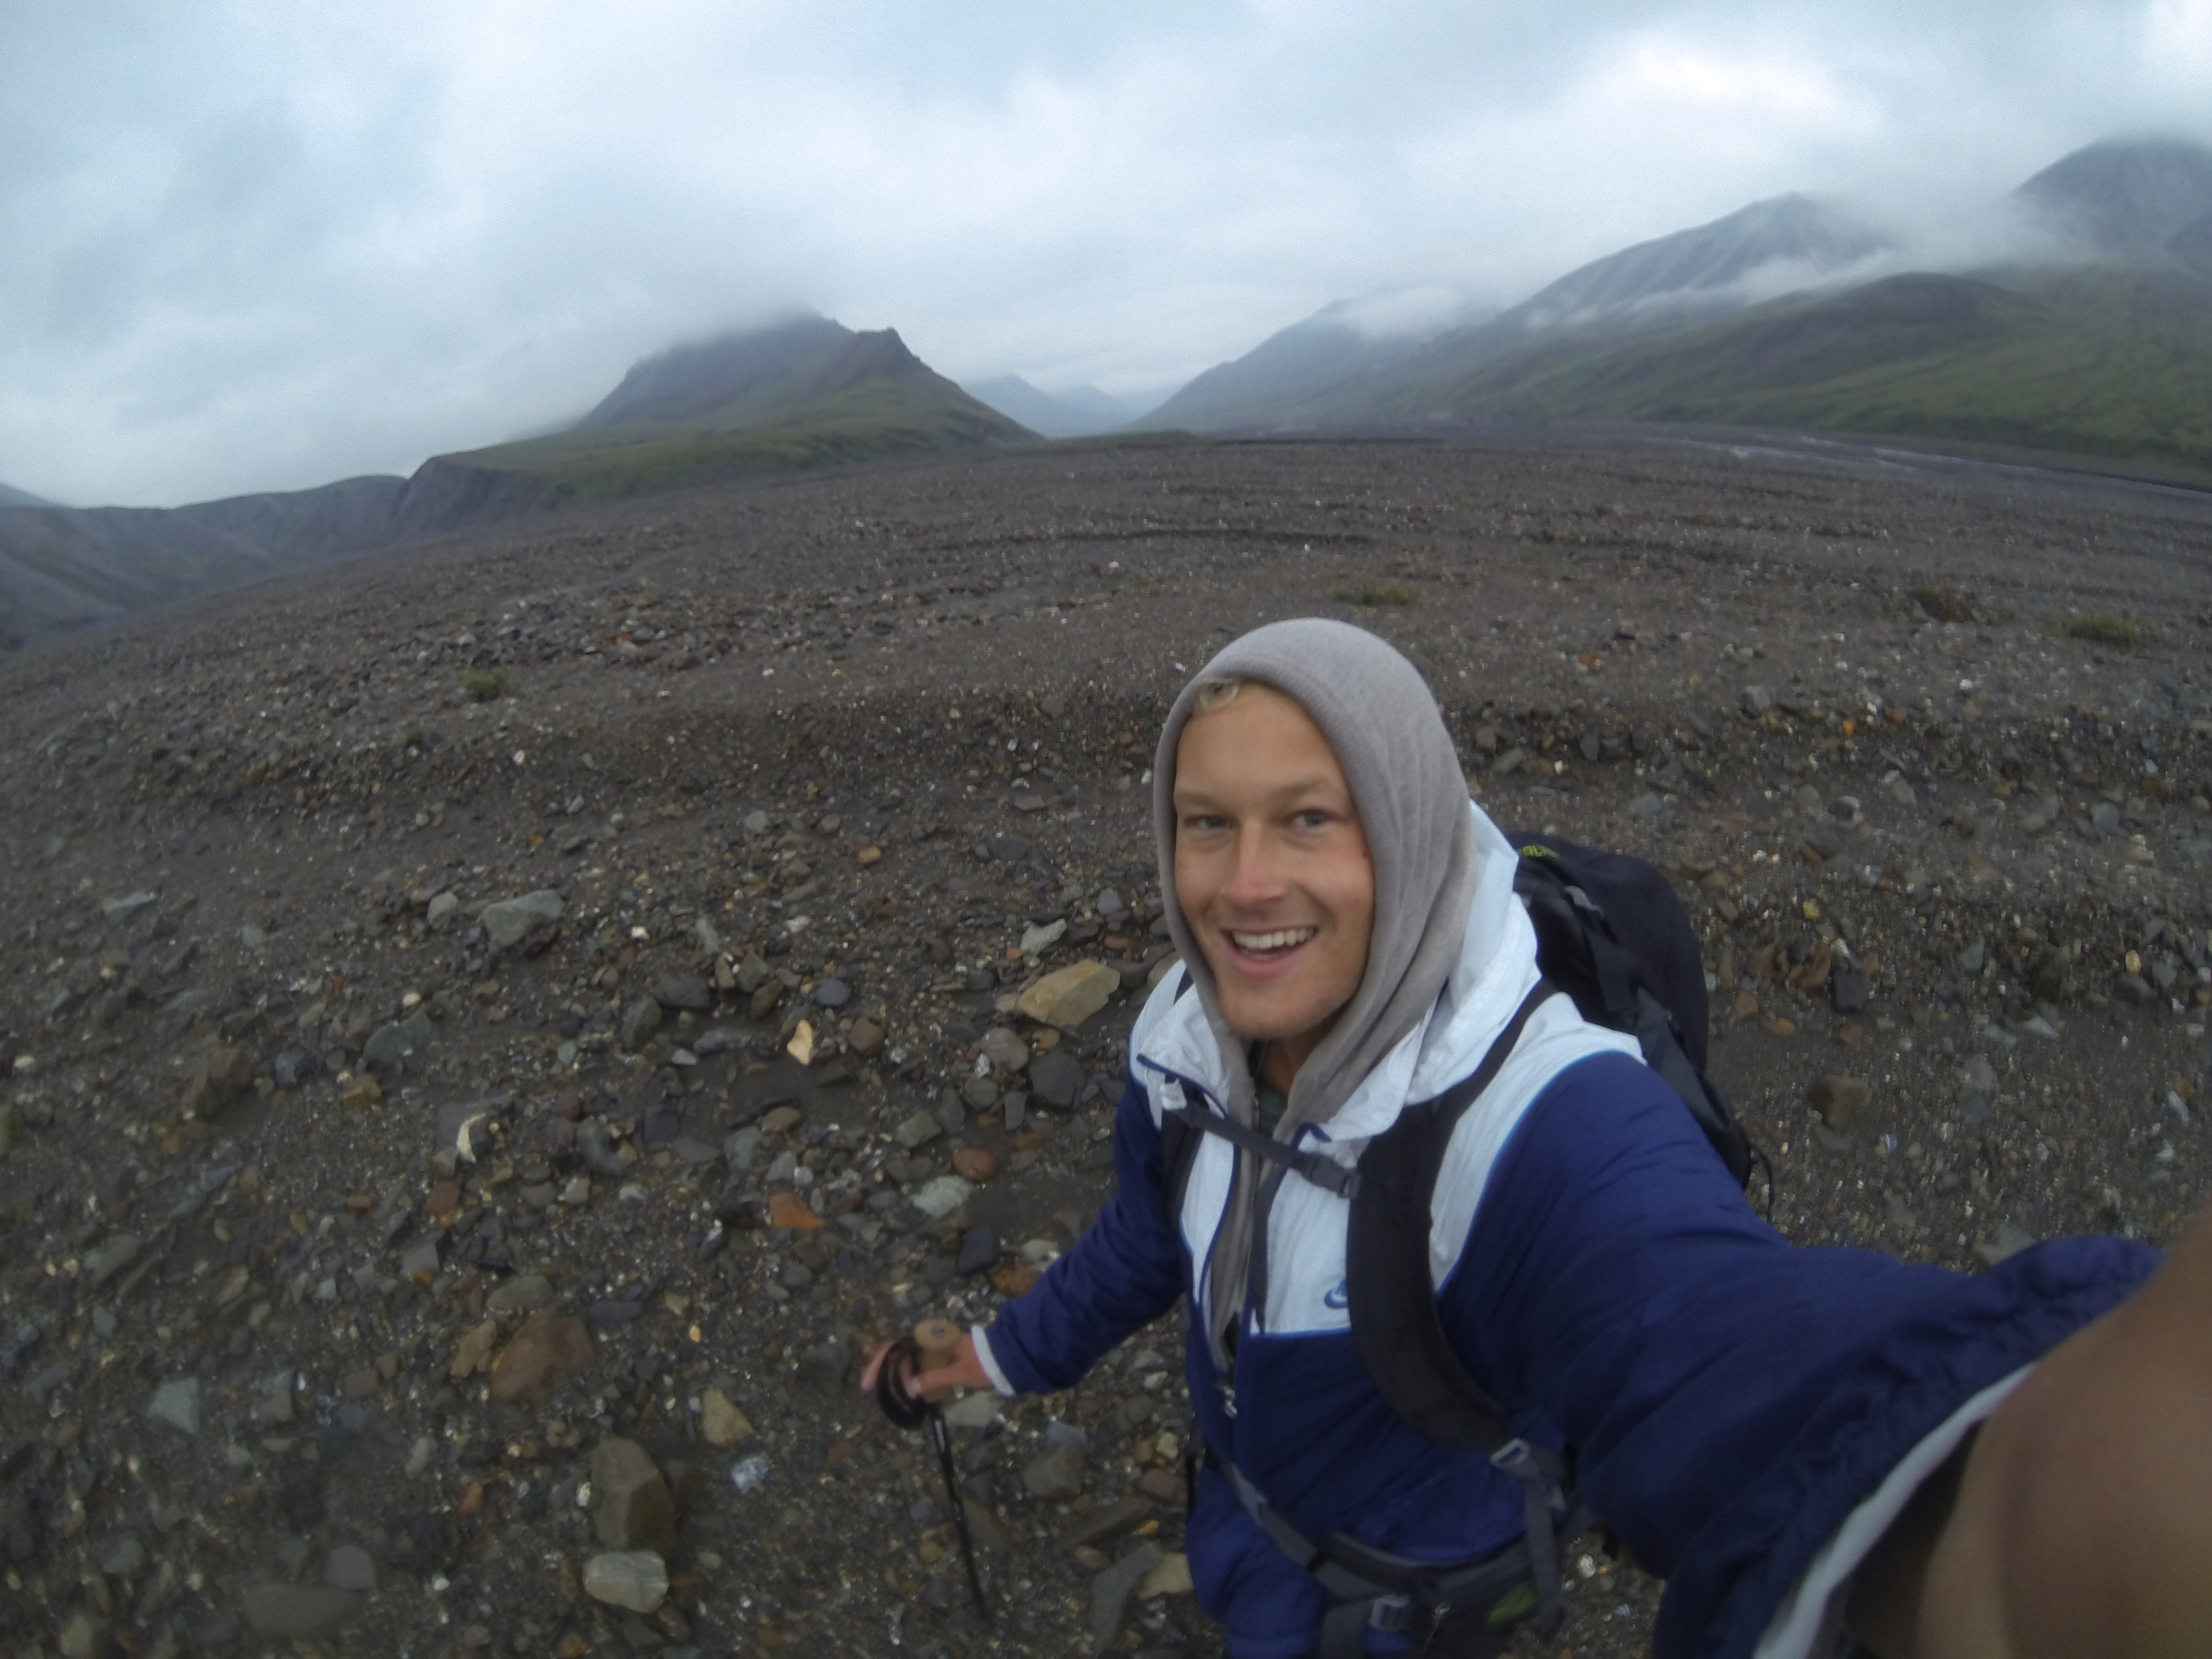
[{"x1": 2, "y1": 432, "x2": 2210, "y2": 1658}]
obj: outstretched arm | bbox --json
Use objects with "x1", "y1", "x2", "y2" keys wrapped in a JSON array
[{"x1": 1853, "y1": 1198, "x2": 2212, "y2": 1659}]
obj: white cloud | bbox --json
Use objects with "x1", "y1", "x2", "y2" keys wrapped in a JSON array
[{"x1": 0, "y1": 1, "x2": 2206, "y2": 504}]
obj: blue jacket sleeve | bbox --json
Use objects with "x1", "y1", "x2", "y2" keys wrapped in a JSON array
[
  {"x1": 982, "y1": 1071, "x2": 1190, "y2": 1394},
  {"x1": 1439, "y1": 1051, "x2": 2161, "y2": 1659}
]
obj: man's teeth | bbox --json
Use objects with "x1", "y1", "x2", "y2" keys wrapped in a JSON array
[{"x1": 1230, "y1": 927, "x2": 1316, "y2": 955}]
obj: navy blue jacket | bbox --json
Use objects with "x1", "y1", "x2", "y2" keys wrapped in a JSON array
[{"x1": 977, "y1": 811, "x2": 2160, "y2": 1657}]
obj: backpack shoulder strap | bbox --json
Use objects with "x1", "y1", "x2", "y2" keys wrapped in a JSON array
[{"x1": 1345, "y1": 980, "x2": 1554, "y2": 1453}]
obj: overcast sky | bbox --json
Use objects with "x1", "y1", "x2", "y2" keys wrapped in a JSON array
[{"x1": 4, "y1": 1, "x2": 2210, "y2": 507}]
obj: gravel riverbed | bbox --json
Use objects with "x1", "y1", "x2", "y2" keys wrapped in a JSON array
[{"x1": 2, "y1": 432, "x2": 2209, "y2": 1658}]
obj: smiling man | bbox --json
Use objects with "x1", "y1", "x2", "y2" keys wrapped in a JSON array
[{"x1": 872, "y1": 618, "x2": 2198, "y2": 1658}]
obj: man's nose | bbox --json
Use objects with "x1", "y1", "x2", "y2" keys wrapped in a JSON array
[{"x1": 1219, "y1": 827, "x2": 1286, "y2": 908}]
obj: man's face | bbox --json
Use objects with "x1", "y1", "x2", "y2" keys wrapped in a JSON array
[{"x1": 1172, "y1": 684, "x2": 1375, "y2": 1076}]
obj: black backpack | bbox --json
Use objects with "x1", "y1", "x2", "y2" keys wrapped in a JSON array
[{"x1": 1157, "y1": 833, "x2": 1756, "y2": 1652}]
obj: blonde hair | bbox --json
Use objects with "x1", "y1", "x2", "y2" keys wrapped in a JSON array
[{"x1": 1192, "y1": 677, "x2": 1245, "y2": 714}]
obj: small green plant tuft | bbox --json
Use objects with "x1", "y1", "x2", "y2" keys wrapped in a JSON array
[
  {"x1": 1335, "y1": 581, "x2": 1417, "y2": 607},
  {"x1": 1908, "y1": 584, "x2": 1974, "y2": 623},
  {"x1": 458, "y1": 668, "x2": 508, "y2": 702},
  {"x1": 2051, "y1": 611, "x2": 2140, "y2": 649}
]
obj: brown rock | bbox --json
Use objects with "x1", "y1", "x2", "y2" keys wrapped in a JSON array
[
  {"x1": 488, "y1": 1309, "x2": 594, "y2": 1404},
  {"x1": 760, "y1": 1105, "x2": 803, "y2": 1135},
  {"x1": 992, "y1": 1261, "x2": 1042, "y2": 1298},
  {"x1": 848, "y1": 1018, "x2": 886, "y2": 1058},
  {"x1": 1809, "y1": 1074, "x2": 1872, "y2": 1135},
  {"x1": 589, "y1": 1437, "x2": 677, "y2": 1553},
  {"x1": 1014, "y1": 961, "x2": 1120, "y2": 1030},
  {"x1": 769, "y1": 1190, "x2": 822, "y2": 1230},
  {"x1": 700, "y1": 1387, "x2": 754, "y2": 1448},
  {"x1": 951, "y1": 1146, "x2": 1000, "y2": 1182},
  {"x1": 748, "y1": 980, "x2": 784, "y2": 1021},
  {"x1": 450, "y1": 1318, "x2": 499, "y2": 1379},
  {"x1": 1136, "y1": 1468, "x2": 1185, "y2": 1504},
  {"x1": 425, "y1": 1180, "x2": 461, "y2": 1219}
]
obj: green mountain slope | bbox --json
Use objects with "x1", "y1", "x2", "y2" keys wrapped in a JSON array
[
  {"x1": 394, "y1": 317, "x2": 1033, "y2": 531},
  {"x1": 0, "y1": 476, "x2": 407, "y2": 647},
  {"x1": 1363, "y1": 267, "x2": 2212, "y2": 479}
]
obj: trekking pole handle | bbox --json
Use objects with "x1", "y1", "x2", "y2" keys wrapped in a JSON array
[{"x1": 913, "y1": 1317, "x2": 962, "y2": 1374}]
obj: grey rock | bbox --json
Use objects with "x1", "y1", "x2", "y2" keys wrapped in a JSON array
[
  {"x1": 482, "y1": 889, "x2": 564, "y2": 952},
  {"x1": 1029, "y1": 1051, "x2": 1086, "y2": 1110},
  {"x1": 1628, "y1": 792, "x2": 1664, "y2": 819},
  {"x1": 961, "y1": 1074, "x2": 1000, "y2": 1112},
  {"x1": 425, "y1": 891, "x2": 460, "y2": 929},
  {"x1": 323, "y1": 1544, "x2": 378, "y2": 1593},
  {"x1": 812, "y1": 977, "x2": 851, "y2": 1009},
  {"x1": 651, "y1": 978, "x2": 712, "y2": 1013},
  {"x1": 241, "y1": 1584, "x2": 364, "y2": 1639},
  {"x1": 252, "y1": 1371, "x2": 297, "y2": 1425},
  {"x1": 748, "y1": 980, "x2": 784, "y2": 1021},
  {"x1": 933, "y1": 1090, "x2": 967, "y2": 1135},
  {"x1": 1959, "y1": 1055, "x2": 2000, "y2": 1097},
  {"x1": 619, "y1": 998, "x2": 663, "y2": 1051},
  {"x1": 398, "y1": 1238, "x2": 441, "y2": 1279},
  {"x1": 103, "y1": 890, "x2": 160, "y2": 925},
  {"x1": 911, "y1": 1176, "x2": 973, "y2": 1220},
  {"x1": 589, "y1": 1437, "x2": 677, "y2": 1552},
  {"x1": 95, "y1": 1533, "x2": 146, "y2": 1579},
  {"x1": 1088, "y1": 1541, "x2": 1165, "y2": 1656},
  {"x1": 723, "y1": 1126, "x2": 763, "y2": 1171},
  {"x1": 1830, "y1": 971, "x2": 1871, "y2": 1014},
  {"x1": 2116, "y1": 973, "x2": 2158, "y2": 1006},
  {"x1": 1975, "y1": 1222, "x2": 2038, "y2": 1266},
  {"x1": 1022, "y1": 1442, "x2": 1087, "y2": 1500},
  {"x1": 1740, "y1": 686, "x2": 1771, "y2": 716},
  {"x1": 362, "y1": 1010, "x2": 436, "y2": 1076},
  {"x1": 955, "y1": 1221, "x2": 997, "y2": 1275},
  {"x1": 734, "y1": 953, "x2": 773, "y2": 994},
  {"x1": 148, "y1": 1376, "x2": 202, "y2": 1435},
  {"x1": 1957, "y1": 939, "x2": 1986, "y2": 975},
  {"x1": 1021, "y1": 919, "x2": 1067, "y2": 956},
  {"x1": 487, "y1": 1274, "x2": 554, "y2": 1315},
  {"x1": 576, "y1": 1120, "x2": 630, "y2": 1177},
  {"x1": 893, "y1": 1111, "x2": 942, "y2": 1151},
  {"x1": 83, "y1": 1232, "x2": 142, "y2": 1291},
  {"x1": 583, "y1": 1550, "x2": 668, "y2": 1614},
  {"x1": 2091, "y1": 801, "x2": 2123, "y2": 834},
  {"x1": 1095, "y1": 888, "x2": 1126, "y2": 919},
  {"x1": 980, "y1": 1027, "x2": 1031, "y2": 1072},
  {"x1": 1003, "y1": 1091, "x2": 1028, "y2": 1132},
  {"x1": 2024, "y1": 1015, "x2": 2062, "y2": 1041}
]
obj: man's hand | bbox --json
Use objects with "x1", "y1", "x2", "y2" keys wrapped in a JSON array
[
  {"x1": 860, "y1": 1327, "x2": 992, "y2": 1404},
  {"x1": 1853, "y1": 1201, "x2": 2212, "y2": 1658}
]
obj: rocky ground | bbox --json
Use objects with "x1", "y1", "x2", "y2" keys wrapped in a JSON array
[{"x1": 2, "y1": 431, "x2": 2210, "y2": 1659}]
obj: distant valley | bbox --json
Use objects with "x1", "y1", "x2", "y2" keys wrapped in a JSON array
[
  {"x1": 2, "y1": 316, "x2": 1030, "y2": 648},
  {"x1": 6, "y1": 135, "x2": 2211, "y2": 650}
]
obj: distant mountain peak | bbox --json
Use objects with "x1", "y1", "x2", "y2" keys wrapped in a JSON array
[
  {"x1": 2015, "y1": 135, "x2": 2212, "y2": 262},
  {"x1": 1503, "y1": 191, "x2": 1893, "y2": 335}
]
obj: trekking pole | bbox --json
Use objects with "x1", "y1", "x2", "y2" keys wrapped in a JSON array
[{"x1": 873, "y1": 1317, "x2": 991, "y2": 1621}]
